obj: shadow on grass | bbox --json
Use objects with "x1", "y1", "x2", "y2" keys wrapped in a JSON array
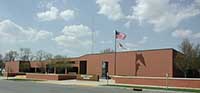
[{"x1": 102, "y1": 84, "x2": 200, "y2": 93}]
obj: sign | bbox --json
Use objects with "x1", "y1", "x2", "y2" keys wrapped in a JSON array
[
  {"x1": 81, "y1": 75, "x2": 93, "y2": 79},
  {"x1": 77, "y1": 74, "x2": 99, "y2": 81}
]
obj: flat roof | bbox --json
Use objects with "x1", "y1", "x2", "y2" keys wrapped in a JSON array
[{"x1": 79, "y1": 48, "x2": 179, "y2": 58}]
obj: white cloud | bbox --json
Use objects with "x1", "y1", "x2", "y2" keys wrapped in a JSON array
[
  {"x1": 194, "y1": 33, "x2": 200, "y2": 38},
  {"x1": 100, "y1": 40, "x2": 112, "y2": 44},
  {"x1": 138, "y1": 36, "x2": 148, "y2": 44},
  {"x1": 125, "y1": 36, "x2": 149, "y2": 49},
  {"x1": 127, "y1": 0, "x2": 200, "y2": 31},
  {"x1": 172, "y1": 29, "x2": 200, "y2": 39},
  {"x1": 62, "y1": 24, "x2": 92, "y2": 38},
  {"x1": 37, "y1": 6, "x2": 75, "y2": 21},
  {"x1": 59, "y1": 9, "x2": 75, "y2": 21},
  {"x1": 125, "y1": 43, "x2": 139, "y2": 48},
  {"x1": 96, "y1": 0, "x2": 124, "y2": 21},
  {"x1": 38, "y1": 0, "x2": 57, "y2": 9},
  {"x1": 37, "y1": 7, "x2": 59, "y2": 21},
  {"x1": 172, "y1": 29, "x2": 192, "y2": 38},
  {"x1": 195, "y1": 0, "x2": 200, "y2": 7},
  {"x1": 54, "y1": 24, "x2": 92, "y2": 54},
  {"x1": 0, "y1": 20, "x2": 52, "y2": 43},
  {"x1": 34, "y1": 30, "x2": 53, "y2": 41}
]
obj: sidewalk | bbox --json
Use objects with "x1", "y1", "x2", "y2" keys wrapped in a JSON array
[
  {"x1": 0, "y1": 76, "x2": 5, "y2": 80},
  {"x1": 0, "y1": 76, "x2": 15, "y2": 80},
  {"x1": 0, "y1": 76, "x2": 26, "y2": 80},
  {"x1": 36, "y1": 79, "x2": 115, "y2": 87}
]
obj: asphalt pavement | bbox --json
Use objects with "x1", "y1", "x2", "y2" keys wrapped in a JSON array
[{"x1": 0, "y1": 79, "x2": 184, "y2": 93}]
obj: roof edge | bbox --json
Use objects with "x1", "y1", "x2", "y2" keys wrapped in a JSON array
[{"x1": 80, "y1": 48, "x2": 179, "y2": 58}]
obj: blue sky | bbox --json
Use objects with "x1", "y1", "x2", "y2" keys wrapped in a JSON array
[{"x1": 0, "y1": 0, "x2": 200, "y2": 57}]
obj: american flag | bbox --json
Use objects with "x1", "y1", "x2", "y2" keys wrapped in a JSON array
[
  {"x1": 115, "y1": 30, "x2": 126, "y2": 40},
  {"x1": 119, "y1": 42, "x2": 127, "y2": 49}
]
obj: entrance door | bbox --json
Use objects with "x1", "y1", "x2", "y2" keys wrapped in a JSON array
[
  {"x1": 102, "y1": 61, "x2": 108, "y2": 78},
  {"x1": 80, "y1": 61, "x2": 87, "y2": 74}
]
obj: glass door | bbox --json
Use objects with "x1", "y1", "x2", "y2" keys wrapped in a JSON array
[{"x1": 102, "y1": 61, "x2": 108, "y2": 78}]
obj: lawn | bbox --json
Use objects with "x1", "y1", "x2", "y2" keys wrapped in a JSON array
[{"x1": 102, "y1": 84, "x2": 200, "y2": 93}]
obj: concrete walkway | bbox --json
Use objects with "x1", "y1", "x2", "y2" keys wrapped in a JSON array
[
  {"x1": 0, "y1": 76, "x2": 23, "y2": 80},
  {"x1": 0, "y1": 76, "x2": 12, "y2": 80},
  {"x1": 0, "y1": 76, "x2": 5, "y2": 79},
  {"x1": 37, "y1": 79, "x2": 115, "y2": 87}
]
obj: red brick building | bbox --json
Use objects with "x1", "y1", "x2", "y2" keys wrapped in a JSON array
[
  {"x1": 4, "y1": 48, "x2": 200, "y2": 88},
  {"x1": 5, "y1": 48, "x2": 180, "y2": 77}
]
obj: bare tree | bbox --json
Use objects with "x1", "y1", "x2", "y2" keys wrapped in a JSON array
[
  {"x1": 196, "y1": 54, "x2": 200, "y2": 76},
  {"x1": 192, "y1": 44, "x2": 200, "y2": 76},
  {"x1": 19, "y1": 48, "x2": 31, "y2": 61},
  {"x1": 29, "y1": 53, "x2": 36, "y2": 61},
  {"x1": 44, "y1": 53, "x2": 53, "y2": 60},
  {"x1": 0, "y1": 54, "x2": 3, "y2": 62},
  {"x1": 36, "y1": 50, "x2": 53, "y2": 61},
  {"x1": 0, "y1": 54, "x2": 4, "y2": 74},
  {"x1": 4, "y1": 50, "x2": 18, "y2": 62},
  {"x1": 54, "y1": 55, "x2": 66, "y2": 59},
  {"x1": 175, "y1": 53, "x2": 189, "y2": 78},
  {"x1": 36, "y1": 50, "x2": 46, "y2": 62},
  {"x1": 35, "y1": 50, "x2": 53, "y2": 73},
  {"x1": 175, "y1": 39, "x2": 199, "y2": 78}
]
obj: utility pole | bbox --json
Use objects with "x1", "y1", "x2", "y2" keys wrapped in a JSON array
[{"x1": 91, "y1": 16, "x2": 95, "y2": 54}]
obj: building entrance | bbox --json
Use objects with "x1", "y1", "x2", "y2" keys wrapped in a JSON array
[
  {"x1": 102, "y1": 61, "x2": 108, "y2": 78},
  {"x1": 80, "y1": 61, "x2": 87, "y2": 74}
]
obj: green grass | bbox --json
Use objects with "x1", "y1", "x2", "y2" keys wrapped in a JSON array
[
  {"x1": 102, "y1": 84, "x2": 200, "y2": 93},
  {"x1": 5, "y1": 78, "x2": 44, "y2": 81}
]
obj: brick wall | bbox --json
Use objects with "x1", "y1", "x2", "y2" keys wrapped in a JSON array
[
  {"x1": 5, "y1": 62, "x2": 20, "y2": 73},
  {"x1": 26, "y1": 73, "x2": 76, "y2": 80},
  {"x1": 82, "y1": 49, "x2": 173, "y2": 77},
  {"x1": 112, "y1": 76, "x2": 200, "y2": 88}
]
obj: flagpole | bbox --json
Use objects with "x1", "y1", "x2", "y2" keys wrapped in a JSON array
[
  {"x1": 114, "y1": 30, "x2": 117, "y2": 75},
  {"x1": 114, "y1": 30, "x2": 126, "y2": 75}
]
